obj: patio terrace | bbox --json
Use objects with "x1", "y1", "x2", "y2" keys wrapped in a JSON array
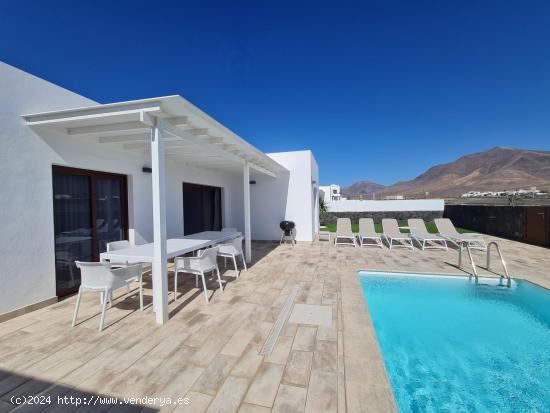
[{"x1": 1, "y1": 236, "x2": 549, "y2": 412}]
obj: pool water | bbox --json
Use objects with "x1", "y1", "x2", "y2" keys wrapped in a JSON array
[{"x1": 359, "y1": 272, "x2": 550, "y2": 413}]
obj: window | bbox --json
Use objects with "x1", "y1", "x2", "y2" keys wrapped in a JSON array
[
  {"x1": 182, "y1": 183, "x2": 222, "y2": 235},
  {"x1": 52, "y1": 166, "x2": 128, "y2": 296}
]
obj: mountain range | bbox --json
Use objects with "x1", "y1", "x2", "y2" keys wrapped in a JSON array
[{"x1": 342, "y1": 147, "x2": 550, "y2": 198}]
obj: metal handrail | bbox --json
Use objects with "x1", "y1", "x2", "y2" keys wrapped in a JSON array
[
  {"x1": 458, "y1": 242, "x2": 479, "y2": 283},
  {"x1": 486, "y1": 241, "x2": 511, "y2": 287}
]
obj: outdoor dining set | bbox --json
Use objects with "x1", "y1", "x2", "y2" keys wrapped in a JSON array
[{"x1": 72, "y1": 229, "x2": 246, "y2": 332}]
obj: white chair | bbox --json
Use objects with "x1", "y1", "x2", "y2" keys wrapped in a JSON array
[
  {"x1": 335, "y1": 218, "x2": 356, "y2": 247},
  {"x1": 73, "y1": 261, "x2": 143, "y2": 332},
  {"x1": 106, "y1": 240, "x2": 150, "y2": 293},
  {"x1": 107, "y1": 240, "x2": 138, "y2": 267},
  {"x1": 174, "y1": 246, "x2": 223, "y2": 303},
  {"x1": 434, "y1": 218, "x2": 487, "y2": 250},
  {"x1": 381, "y1": 219, "x2": 414, "y2": 250},
  {"x1": 408, "y1": 219, "x2": 448, "y2": 250},
  {"x1": 221, "y1": 227, "x2": 238, "y2": 233},
  {"x1": 357, "y1": 218, "x2": 383, "y2": 248},
  {"x1": 218, "y1": 236, "x2": 247, "y2": 278}
]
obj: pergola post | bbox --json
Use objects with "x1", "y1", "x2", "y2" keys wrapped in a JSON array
[
  {"x1": 243, "y1": 161, "x2": 252, "y2": 263},
  {"x1": 151, "y1": 119, "x2": 168, "y2": 324}
]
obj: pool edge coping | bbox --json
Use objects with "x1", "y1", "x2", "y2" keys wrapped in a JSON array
[{"x1": 357, "y1": 268, "x2": 550, "y2": 292}]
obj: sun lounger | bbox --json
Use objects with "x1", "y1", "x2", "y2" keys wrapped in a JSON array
[
  {"x1": 408, "y1": 219, "x2": 448, "y2": 250},
  {"x1": 357, "y1": 218, "x2": 383, "y2": 248},
  {"x1": 434, "y1": 218, "x2": 486, "y2": 250},
  {"x1": 382, "y1": 219, "x2": 414, "y2": 249},
  {"x1": 335, "y1": 218, "x2": 356, "y2": 247}
]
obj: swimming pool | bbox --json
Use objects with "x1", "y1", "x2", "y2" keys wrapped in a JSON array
[{"x1": 359, "y1": 271, "x2": 550, "y2": 413}]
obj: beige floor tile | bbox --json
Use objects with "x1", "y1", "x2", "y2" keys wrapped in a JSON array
[
  {"x1": 264, "y1": 335, "x2": 293, "y2": 365},
  {"x1": 337, "y1": 354, "x2": 346, "y2": 413},
  {"x1": 238, "y1": 403, "x2": 271, "y2": 413},
  {"x1": 221, "y1": 330, "x2": 255, "y2": 358},
  {"x1": 292, "y1": 326, "x2": 317, "y2": 351},
  {"x1": 192, "y1": 354, "x2": 238, "y2": 396},
  {"x1": 244, "y1": 362, "x2": 285, "y2": 407},
  {"x1": 206, "y1": 376, "x2": 250, "y2": 413},
  {"x1": 173, "y1": 391, "x2": 213, "y2": 413},
  {"x1": 272, "y1": 384, "x2": 307, "y2": 413},
  {"x1": 344, "y1": 358, "x2": 388, "y2": 387},
  {"x1": 305, "y1": 370, "x2": 337, "y2": 413},
  {"x1": 345, "y1": 381, "x2": 397, "y2": 413},
  {"x1": 316, "y1": 325, "x2": 337, "y2": 342},
  {"x1": 282, "y1": 351, "x2": 313, "y2": 387},
  {"x1": 312, "y1": 340, "x2": 337, "y2": 373},
  {"x1": 280, "y1": 322, "x2": 298, "y2": 337},
  {"x1": 231, "y1": 346, "x2": 263, "y2": 379},
  {"x1": 152, "y1": 365, "x2": 206, "y2": 406}
]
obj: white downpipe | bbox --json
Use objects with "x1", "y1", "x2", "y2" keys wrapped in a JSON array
[
  {"x1": 151, "y1": 119, "x2": 168, "y2": 324},
  {"x1": 243, "y1": 161, "x2": 252, "y2": 263}
]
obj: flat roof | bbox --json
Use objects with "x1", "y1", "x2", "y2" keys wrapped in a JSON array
[{"x1": 23, "y1": 95, "x2": 287, "y2": 177}]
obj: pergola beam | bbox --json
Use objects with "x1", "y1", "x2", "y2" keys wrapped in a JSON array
[
  {"x1": 24, "y1": 103, "x2": 162, "y2": 126},
  {"x1": 165, "y1": 116, "x2": 189, "y2": 126},
  {"x1": 186, "y1": 128, "x2": 209, "y2": 136},
  {"x1": 98, "y1": 133, "x2": 149, "y2": 143},
  {"x1": 160, "y1": 120, "x2": 246, "y2": 165},
  {"x1": 68, "y1": 121, "x2": 150, "y2": 136},
  {"x1": 123, "y1": 140, "x2": 197, "y2": 150}
]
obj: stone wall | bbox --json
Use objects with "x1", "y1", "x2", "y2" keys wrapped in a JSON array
[
  {"x1": 319, "y1": 210, "x2": 444, "y2": 225},
  {"x1": 443, "y1": 204, "x2": 550, "y2": 248},
  {"x1": 443, "y1": 205, "x2": 525, "y2": 241}
]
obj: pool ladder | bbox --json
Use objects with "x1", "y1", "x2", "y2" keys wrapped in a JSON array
[{"x1": 458, "y1": 241, "x2": 511, "y2": 287}]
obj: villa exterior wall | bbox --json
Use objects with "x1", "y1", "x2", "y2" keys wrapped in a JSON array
[
  {"x1": 0, "y1": 62, "x2": 247, "y2": 315},
  {"x1": 250, "y1": 150, "x2": 318, "y2": 242},
  {"x1": 0, "y1": 62, "x2": 97, "y2": 316},
  {"x1": 1, "y1": 62, "x2": 317, "y2": 316}
]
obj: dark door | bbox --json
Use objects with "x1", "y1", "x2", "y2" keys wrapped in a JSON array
[
  {"x1": 52, "y1": 166, "x2": 128, "y2": 296},
  {"x1": 524, "y1": 207, "x2": 547, "y2": 247},
  {"x1": 182, "y1": 183, "x2": 222, "y2": 235}
]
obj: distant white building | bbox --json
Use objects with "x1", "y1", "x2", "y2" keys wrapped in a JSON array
[
  {"x1": 319, "y1": 184, "x2": 344, "y2": 203},
  {"x1": 383, "y1": 195, "x2": 404, "y2": 200},
  {"x1": 461, "y1": 187, "x2": 541, "y2": 198}
]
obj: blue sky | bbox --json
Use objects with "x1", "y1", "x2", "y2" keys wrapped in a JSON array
[{"x1": 1, "y1": 0, "x2": 549, "y2": 186}]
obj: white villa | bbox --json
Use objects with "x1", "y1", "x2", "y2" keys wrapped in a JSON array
[
  {"x1": 319, "y1": 184, "x2": 343, "y2": 203},
  {"x1": 0, "y1": 61, "x2": 319, "y2": 322}
]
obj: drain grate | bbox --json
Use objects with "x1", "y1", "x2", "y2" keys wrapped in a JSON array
[{"x1": 259, "y1": 284, "x2": 301, "y2": 356}]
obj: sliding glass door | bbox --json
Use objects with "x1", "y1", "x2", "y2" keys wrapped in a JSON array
[
  {"x1": 96, "y1": 177, "x2": 127, "y2": 254},
  {"x1": 52, "y1": 166, "x2": 128, "y2": 296},
  {"x1": 182, "y1": 183, "x2": 222, "y2": 235}
]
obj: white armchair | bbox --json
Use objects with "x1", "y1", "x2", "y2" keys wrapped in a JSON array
[
  {"x1": 106, "y1": 239, "x2": 150, "y2": 294},
  {"x1": 218, "y1": 236, "x2": 247, "y2": 277},
  {"x1": 174, "y1": 246, "x2": 223, "y2": 303},
  {"x1": 73, "y1": 261, "x2": 143, "y2": 332}
]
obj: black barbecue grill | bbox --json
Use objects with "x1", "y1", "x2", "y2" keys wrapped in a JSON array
[{"x1": 279, "y1": 221, "x2": 296, "y2": 245}]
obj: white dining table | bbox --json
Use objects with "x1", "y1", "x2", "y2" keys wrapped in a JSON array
[{"x1": 99, "y1": 230, "x2": 241, "y2": 263}]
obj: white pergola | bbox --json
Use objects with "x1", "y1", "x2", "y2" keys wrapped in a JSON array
[{"x1": 23, "y1": 95, "x2": 287, "y2": 324}]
